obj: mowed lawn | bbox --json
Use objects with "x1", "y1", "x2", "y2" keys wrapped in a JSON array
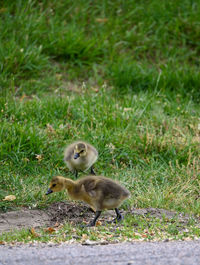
[{"x1": 0, "y1": 0, "x2": 200, "y2": 234}]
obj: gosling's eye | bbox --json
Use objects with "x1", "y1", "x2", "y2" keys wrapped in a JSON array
[
  {"x1": 52, "y1": 184, "x2": 56, "y2": 188},
  {"x1": 80, "y1": 150, "x2": 84, "y2": 153}
]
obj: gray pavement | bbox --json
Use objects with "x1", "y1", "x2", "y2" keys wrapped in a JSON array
[{"x1": 0, "y1": 240, "x2": 200, "y2": 265}]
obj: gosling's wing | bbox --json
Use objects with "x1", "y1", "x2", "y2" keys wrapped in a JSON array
[
  {"x1": 87, "y1": 143, "x2": 98, "y2": 157},
  {"x1": 83, "y1": 178, "x2": 97, "y2": 192},
  {"x1": 97, "y1": 179, "x2": 130, "y2": 199}
]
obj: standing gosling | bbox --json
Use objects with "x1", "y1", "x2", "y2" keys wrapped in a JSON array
[
  {"x1": 64, "y1": 141, "x2": 98, "y2": 178},
  {"x1": 46, "y1": 175, "x2": 130, "y2": 227}
]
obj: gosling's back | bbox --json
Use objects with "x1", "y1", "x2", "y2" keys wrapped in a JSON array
[
  {"x1": 77, "y1": 175, "x2": 130, "y2": 210},
  {"x1": 80, "y1": 175, "x2": 129, "y2": 198}
]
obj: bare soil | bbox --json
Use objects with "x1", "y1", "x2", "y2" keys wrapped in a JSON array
[{"x1": 0, "y1": 201, "x2": 194, "y2": 233}]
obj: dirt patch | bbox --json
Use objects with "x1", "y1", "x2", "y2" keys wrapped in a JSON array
[
  {"x1": 0, "y1": 209, "x2": 50, "y2": 233},
  {"x1": 0, "y1": 202, "x2": 95, "y2": 233},
  {"x1": 0, "y1": 202, "x2": 196, "y2": 234},
  {"x1": 47, "y1": 202, "x2": 94, "y2": 224}
]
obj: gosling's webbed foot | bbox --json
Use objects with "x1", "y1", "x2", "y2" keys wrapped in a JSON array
[
  {"x1": 86, "y1": 221, "x2": 96, "y2": 227},
  {"x1": 112, "y1": 215, "x2": 124, "y2": 223},
  {"x1": 79, "y1": 211, "x2": 101, "y2": 228},
  {"x1": 112, "y1": 208, "x2": 123, "y2": 223}
]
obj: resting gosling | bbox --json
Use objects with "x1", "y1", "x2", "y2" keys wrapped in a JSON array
[
  {"x1": 46, "y1": 175, "x2": 130, "y2": 226},
  {"x1": 64, "y1": 141, "x2": 98, "y2": 178}
]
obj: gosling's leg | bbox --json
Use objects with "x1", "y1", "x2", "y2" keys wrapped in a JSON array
[
  {"x1": 74, "y1": 170, "x2": 78, "y2": 178},
  {"x1": 112, "y1": 208, "x2": 123, "y2": 223},
  {"x1": 90, "y1": 166, "x2": 96, "y2": 175},
  {"x1": 87, "y1": 211, "x2": 101, "y2": 227}
]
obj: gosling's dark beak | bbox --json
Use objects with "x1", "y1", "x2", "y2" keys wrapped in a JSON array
[
  {"x1": 74, "y1": 153, "x2": 80, "y2": 159},
  {"x1": 46, "y1": 188, "x2": 53, "y2": 195}
]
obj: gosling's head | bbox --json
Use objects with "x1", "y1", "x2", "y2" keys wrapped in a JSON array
[
  {"x1": 74, "y1": 142, "x2": 87, "y2": 159},
  {"x1": 46, "y1": 176, "x2": 65, "y2": 195}
]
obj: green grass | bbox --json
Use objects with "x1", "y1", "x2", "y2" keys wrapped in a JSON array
[
  {"x1": 0, "y1": 0, "x2": 200, "y2": 242},
  {"x1": 0, "y1": 91, "x2": 199, "y2": 214},
  {"x1": 1, "y1": 214, "x2": 200, "y2": 244},
  {"x1": 1, "y1": 0, "x2": 200, "y2": 98}
]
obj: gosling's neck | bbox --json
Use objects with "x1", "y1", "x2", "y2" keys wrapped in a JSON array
[
  {"x1": 62, "y1": 177, "x2": 83, "y2": 200},
  {"x1": 61, "y1": 177, "x2": 76, "y2": 190}
]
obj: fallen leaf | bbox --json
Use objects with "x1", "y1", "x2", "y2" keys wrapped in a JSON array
[
  {"x1": 3, "y1": 195, "x2": 16, "y2": 201},
  {"x1": 81, "y1": 234, "x2": 88, "y2": 240},
  {"x1": 96, "y1": 18, "x2": 108, "y2": 23},
  {"x1": 124, "y1": 108, "x2": 132, "y2": 112},
  {"x1": 30, "y1": 228, "x2": 40, "y2": 237},
  {"x1": 35, "y1": 154, "x2": 42, "y2": 162},
  {"x1": 95, "y1": 220, "x2": 102, "y2": 226},
  {"x1": 44, "y1": 227, "x2": 56, "y2": 234},
  {"x1": 142, "y1": 234, "x2": 147, "y2": 238},
  {"x1": 54, "y1": 222, "x2": 60, "y2": 227}
]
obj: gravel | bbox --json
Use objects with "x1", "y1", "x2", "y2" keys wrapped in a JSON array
[{"x1": 0, "y1": 240, "x2": 200, "y2": 265}]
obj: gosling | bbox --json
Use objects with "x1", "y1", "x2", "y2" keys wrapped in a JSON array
[
  {"x1": 64, "y1": 141, "x2": 98, "y2": 178},
  {"x1": 46, "y1": 175, "x2": 130, "y2": 226}
]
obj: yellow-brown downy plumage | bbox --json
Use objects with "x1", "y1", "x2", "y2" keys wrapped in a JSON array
[
  {"x1": 64, "y1": 141, "x2": 98, "y2": 178},
  {"x1": 46, "y1": 175, "x2": 130, "y2": 226}
]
